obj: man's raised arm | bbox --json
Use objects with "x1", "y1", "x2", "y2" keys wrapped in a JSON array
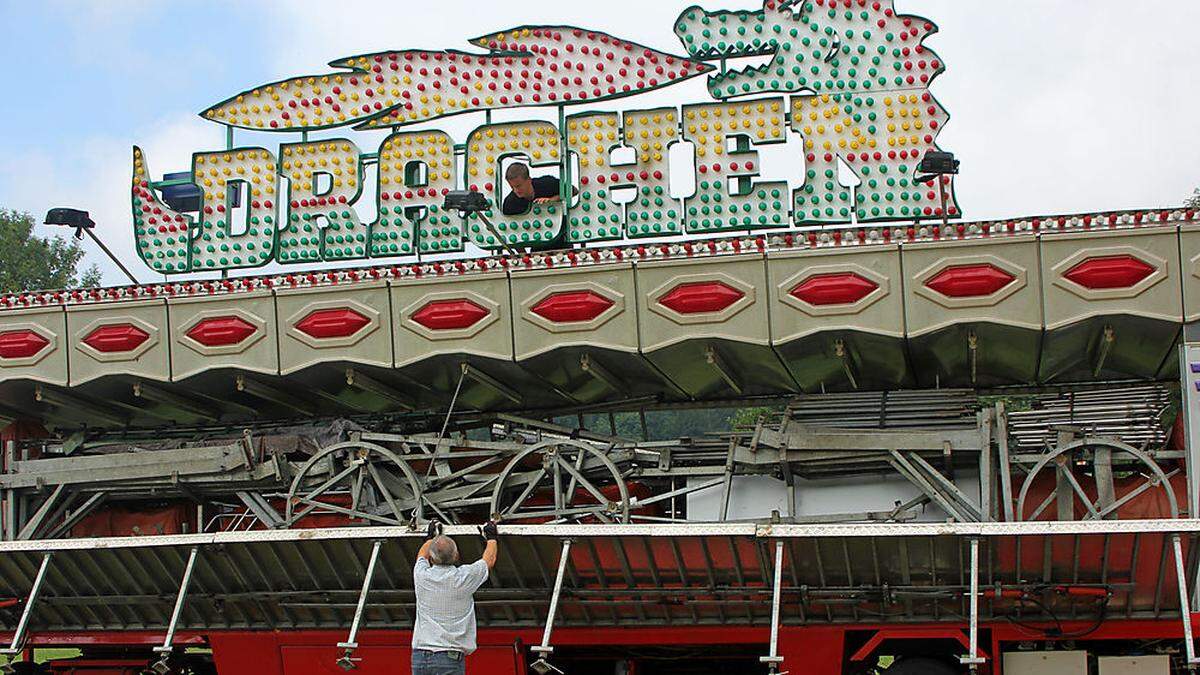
[{"x1": 480, "y1": 520, "x2": 499, "y2": 569}]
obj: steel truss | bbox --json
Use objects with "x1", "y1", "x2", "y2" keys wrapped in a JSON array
[{"x1": 0, "y1": 385, "x2": 1184, "y2": 541}]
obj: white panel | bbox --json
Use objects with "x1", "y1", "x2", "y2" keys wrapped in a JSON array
[
  {"x1": 1003, "y1": 651, "x2": 1087, "y2": 675},
  {"x1": 1098, "y1": 655, "x2": 1169, "y2": 675},
  {"x1": 687, "y1": 473, "x2": 980, "y2": 523}
]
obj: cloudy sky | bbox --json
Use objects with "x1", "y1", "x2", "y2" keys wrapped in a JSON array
[{"x1": 1, "y1": 0, "x2": 1198, "y2": 286}]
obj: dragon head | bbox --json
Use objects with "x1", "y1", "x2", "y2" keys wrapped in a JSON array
[{"x1": 675, "y1": 0, "x2": 944, "y2": 100}]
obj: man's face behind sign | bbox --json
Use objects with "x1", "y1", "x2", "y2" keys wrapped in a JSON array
[{"x1": 507, "y1": 176, "x2": 535, "y2": 200}]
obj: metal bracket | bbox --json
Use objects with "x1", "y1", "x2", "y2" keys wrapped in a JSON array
[
  {"x1": 336, "y1": 540, "x2": 384, "y2": 670},
  {"x1": 0, "y1": 552, "x2": 52, "y2": 655},
  {"x1": 531, "y1": 539, "x2": 573, "y2": 675}
]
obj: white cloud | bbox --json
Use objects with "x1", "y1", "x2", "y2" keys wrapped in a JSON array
[{"x1": 0, "y1": 112, "x2": 221, "y2": 287}]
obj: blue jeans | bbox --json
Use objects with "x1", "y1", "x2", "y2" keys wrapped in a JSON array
[{"x1": 412, "y1": 649, "x2": 466, "y2": 675}]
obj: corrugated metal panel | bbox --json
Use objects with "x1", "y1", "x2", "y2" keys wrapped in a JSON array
[{"x1": 0, "y1": 521, "x2": 1195, "y2": 634}]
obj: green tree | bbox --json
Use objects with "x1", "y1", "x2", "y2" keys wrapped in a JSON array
[
  {"x1": 0, "y1": 209, "x2": 101, "y2": 293},
  {"x1": 1187, "y1": 188, "x2": 1200, "y2": 210}
]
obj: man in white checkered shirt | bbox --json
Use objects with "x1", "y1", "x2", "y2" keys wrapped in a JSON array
[{"x1": 411, "y1": 519, "x2": 499, "y2": 675}]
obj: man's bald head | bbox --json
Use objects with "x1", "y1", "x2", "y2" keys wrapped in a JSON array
[{"x1": 429, "y1": 535, "x2": 459, "y2": 566}]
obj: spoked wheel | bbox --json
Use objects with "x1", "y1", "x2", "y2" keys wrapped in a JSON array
[
  {"x1": 489, "y1": 439, "x2": 629, "y2": 523},
  {"x1": 285, "y1": 441, "x2": 424, "y2": 527},
  {"x1": 1015, "y1": 438, "x2": 1179, "y2": 521}
]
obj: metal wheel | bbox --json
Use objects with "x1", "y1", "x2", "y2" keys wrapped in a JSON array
[
  {"x1": 285, "y1": 441, "x2": 424, "y2": 527},
  {"x1": 489, "y1": 439, "x2": 630, "y2": 523},
  {"x1": 1015, "y1": 438, "x2": 1179, "y2": 521}
]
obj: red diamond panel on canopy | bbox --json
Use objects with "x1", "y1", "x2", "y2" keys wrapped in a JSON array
[
  {"x1": 790, "y1": 273, "x2": 879, "y2": 306},
  {"x1": 657, "y1": 281, "x2": 745, "y2": 315},
  {"x1": 925, "y1": 263, "x2": 1016, "y2": 298},
  {"x1": 411, "y1": 299, "x2": 490, "y2": 331},
  {"x1": 1063, "y1": 255, "x2": 1156, "y2": 290},
  {"x1": 0, "y1": 330, "x2": 50, "y2": 360},
  {"x1": 81, "y1": 324, "x2": 151, "y2": 354},
  {"x1": 185, "y1": 316, "x2": 259, "y2": 347},
  {"x1": 295, "y1": 308, "x2": 371, "y2": 340},
  {"x1": 531, "y1": 291, "x2": 615, "y2": 323}
]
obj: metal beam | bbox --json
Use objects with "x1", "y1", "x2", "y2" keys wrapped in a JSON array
[
  {"x1": 236, "y1": 491, "x2": 284, "y2": 529},
  {"x1": 42, "y1": 492, "x2": 107, "y2": 540},
  {"x1": 579, "y1": 353, "x2": 626, "y2": 395},
  {"x1": 153, "y1": 546, "x2": 199, "y2": 658},
  {"x1": 34, "y1": 385, "x2": 128, "y2": 427},
  {"x1": 1171, "y1": 534, "x2": 1200, "y2": 668},
  {"x1": 133, "y1": 381, "x2": 222, "y2": 422},
  {"x1": 461, "y1": 363, "x2": 523, "y2": 405},
  {"x1": 235, "y1": 375, "x2": 317, "y2": 416},
  {"x1": 959, "y1": 538, "x2": 986, "y2": 669},
  {"x1": 0, "y1": 552, "x2": 52, "y2": 655},
  {"x1": 833, "y1": 339, "x2": 858, "y2": 390},
  {"x1": 705, "y1": 345, "x2": 743, "y2": 395},
  {"x1": 759, "y1": 540, "x2": 785, "y2": 674},
  {"x1": 887, "y1": 451, "x2": 973, "y2": 523},
  {"x1": 530, "y1": 539, "x2": 572, "y2": 675},
  {"x1": 995, "y1": 402, "x2": 1016, "y2": 522},
  {"x1": 345, "y1": 368, "x2": 414, "y2": 411},
  {"x1": 337, "y1": 540, "x2": 384, "y2": 670},
  {"x1": 16, "y1": 484, "x2": 67, "y2": 540}
]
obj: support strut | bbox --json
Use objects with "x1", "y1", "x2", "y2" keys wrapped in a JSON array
[
  {"x1": 337, "y1": 540, "x2": 384, "y2": 671},
  {"x1": 1171, "y1": 534, "x2": 1200, "y2": 668},
  {"x1": 150, "y1": 546, "x2": 199, "y2": 673},
  {"x1": 959, "y1": 538, "x2": 986, "y2": 670},
  {"x1": 1, "y1": 553, "x2": 52, "y2": 656},
  {"x1": 759, "y1": 540, "x2": 786, "y2": 674},
  {"x1": 530, "y1": 539, "x2": 572, "y2": 675}
]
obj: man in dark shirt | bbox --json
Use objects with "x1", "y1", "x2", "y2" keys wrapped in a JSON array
[{"x1": 501, "y1": 163, "x2": 561, "y2": 216}]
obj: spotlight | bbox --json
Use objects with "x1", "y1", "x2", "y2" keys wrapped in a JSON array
[
  {"x1": 441, "y1": 191, "x2": 517, "y2": 255},
  {"x1": 443, "y1": 190, "x2": 491, "y2": 214},
  {"x1": 917, "y1": 150, "x2": 959, "y2": 177},
  {"x1": 44, "y1": 208, "x2": 95, "y2": 232},
  {"x1": 44, "y1": 207, "x2": 141, "y2": 286},
  {"x1": 913, "y1": 151, "x2": 960, "y2": 229}
]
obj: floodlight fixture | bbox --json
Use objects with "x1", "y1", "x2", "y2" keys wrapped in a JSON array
[
  {"x1": 917, "y1": 150, "x2": 960, "y2": 177},
  {"x1": 45, "y1": 207, "x2": 140, "y2": 286},
  {"x1": 160, "y1": 171, "x2": 240, "y2": 213},
  {"x1": 44, "y1": 208, "x2": 95, "y2": 231},
  {"x1": 442, "y1": 191, "x2": 518, "y2": 255},
  {"x1": 913, "y1": 151, "x2": 960, "y2": 230},
  {"x1": 443, "y1": 190, "x2": 491, "y2": 214}
]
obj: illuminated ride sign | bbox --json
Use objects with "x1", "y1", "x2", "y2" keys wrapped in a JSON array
[{"x1": 131, "y1": 0, "x2": 959, "y2": 274}]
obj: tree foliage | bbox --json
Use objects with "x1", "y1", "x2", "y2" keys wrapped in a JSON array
[
  {"x1": 0, "y1": 209, "x2": 101, "y2": 294},
  {"x1": 1187, "y1": 188, "x2": 1200, "y2": 210}
]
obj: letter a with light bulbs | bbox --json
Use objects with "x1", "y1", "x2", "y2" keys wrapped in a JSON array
[{"x1": 131, "y1": 0, "x2": 959, "y2": 275}]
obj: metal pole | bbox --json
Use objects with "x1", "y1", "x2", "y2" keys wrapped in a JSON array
[
  {"x1": 1171, "y1": 534, "x2": 1200, "y2": 667},
  {"x1": 339, "y1": 540, "x2": 384, "y2": 652},
  {"x1": 154, "y1": 546, "x2": 199, "y2": 656},
  {"x1": 960, "y1": 538, "x2": 986, "y2": 670},
  {"x1": 1, "y1": 553, "x2": 52, "y2": 655},
  {"x1": 531, "y1": 538, "x2": 573, "y2": 674},
  {"x1": 760, "y1": 541, "x2": 785, "y2": 674},
  {"x1": 81, "y1": 229, "x2": 140, "y2": 285}
]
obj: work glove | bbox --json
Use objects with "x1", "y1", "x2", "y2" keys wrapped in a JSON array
[
  {"x1": 479, "y1": 520, "x2": 499, "y2": 541},
  {"x1": 426, "y1": 519, "x2": 443, "y2": 540}
]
